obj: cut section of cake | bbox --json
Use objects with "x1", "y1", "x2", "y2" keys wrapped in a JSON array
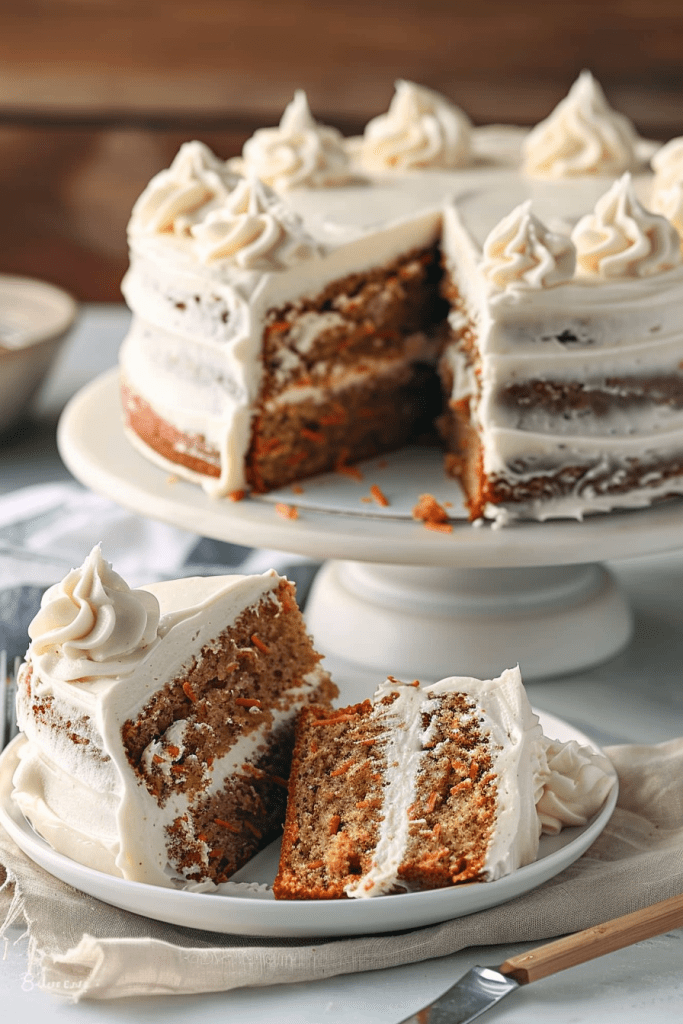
[
  {"x1": 273, "y1": 669, "x2": 614, "y2": 899},
  {"x1": 12, "y1": 546, "x2": 336, "y2": 888}
]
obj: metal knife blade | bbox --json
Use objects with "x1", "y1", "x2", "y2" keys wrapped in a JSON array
[{"x1": 397, "y1": 966, "x2": 519, "y2": 1024}]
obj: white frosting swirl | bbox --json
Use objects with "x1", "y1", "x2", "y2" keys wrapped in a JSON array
[
  {"x1": 237, "y1": 91, "x2": 354, "y2": 191},
  {"x1": 571, "y1": 173, "x2": 682, "y2": 278},
  {"x1": 651, "y1": 136, "x2": 683, "y2": 190},
  {"x1": 28, "y1": 546, "x2": 160, "y2": 682},
  {"x1": 130, "y1": 141, "x2": 239, "y2": 235},
  {"x1": 536, "y1": 738, "x2": 615, "y2": 834},
  {"x1": 359, "y1": 80, "x2": 472, "y2": 171},
  {"x1": 523, "y1": 71, "x2": 639, "y2": 179},
  {"x1": 481, "y1": 200, "x2": 576, "y2": 290},
  {"x1": 190, "y1": 176, "x2": 322, "y2": 270},
  {"x1": 650, "y1": 138, "x2": 683, "y2": 243}
]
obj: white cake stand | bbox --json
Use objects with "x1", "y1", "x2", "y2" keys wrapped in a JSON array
[{"x1": 57, "y1": 369, "x2": 683, "y2": 697}]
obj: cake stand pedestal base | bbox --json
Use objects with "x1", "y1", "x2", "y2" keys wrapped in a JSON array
[{"x1": 305, "y1": 561, "x2": 632, "y2": 699}]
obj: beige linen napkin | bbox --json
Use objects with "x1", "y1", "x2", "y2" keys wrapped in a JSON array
[{"x1": 1, "y1": 737, "x2": 682, "y2": 1002}]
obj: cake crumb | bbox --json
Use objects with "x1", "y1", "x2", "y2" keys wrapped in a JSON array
[
  {"x1": 228, "y1": 489, "x2": 246, "y2": 502},
  {"x1": 276, "y1": 503, "x2": 299, "y2": 520},
  {"x1": 370, "y1": 484, "x2": 389, "y2": 507},
  {"x1": 412, "y1": 493, "x2": 451, "y2": 530}
]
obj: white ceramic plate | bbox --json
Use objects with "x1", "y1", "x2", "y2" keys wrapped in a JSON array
[
  {"x1": 58, "y1": 369, "x2": 683, "y2": 568},
  {"x1": 0, "y1": 711, "x2": 617, "y2": 938}
]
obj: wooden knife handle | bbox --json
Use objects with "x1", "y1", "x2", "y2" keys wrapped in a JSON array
[{"x1": 499, "y1": 891, "x2": 683, "y2": 985}]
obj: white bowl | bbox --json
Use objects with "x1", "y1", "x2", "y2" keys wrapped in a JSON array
[{"x1": 0, "y1": 275, "x2": 77, "y2": 432}]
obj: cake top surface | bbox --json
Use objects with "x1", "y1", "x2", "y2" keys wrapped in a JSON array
[
  {"x1": 25, "y1": 547, "x2": 282, "y2": 692},
  {"x1": 125, "y1": 73, "x2": 669, "y2": 290}
]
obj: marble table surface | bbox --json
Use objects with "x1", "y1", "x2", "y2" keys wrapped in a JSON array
[{"x1": 0, "y1": 304, "x2": 682, "y2": 1021}]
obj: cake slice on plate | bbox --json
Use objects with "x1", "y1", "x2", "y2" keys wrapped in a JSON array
[
  {"x1": 274, "y1": 668, "x2": 615, "y2": 899},
  {"x1": 12, "y1": 546, "x2": 336, "y2": 888}
]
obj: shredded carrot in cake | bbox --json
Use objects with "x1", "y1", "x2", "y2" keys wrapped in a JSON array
[
  {"x1": 266, "y1": 773, "x2": 289, "y2": 788},
  {"x1": 308, "y1": 859, "x2": 325, "y2": 869},
  {"x1": 235, "y1": 697, "x2": 262, "y2": 708},
  {"x1": 330, "y1": 758, "x2": 356, "y2": 777},
  {"x1": 167, "y1": 745, "x2": 180, "y2": 757},
  {"x1": 244, "y1": 821, "x2": 262, "y2": 838},
  {"x1": 182, "y1": 681, "x2": 197, "y2": 703},
  {"x1": 250, "y1": 634, "x2": 271, "y2": 655},
  {"x1": 425, "y1": 790, "x2": 439, "y2": 814},
  {"x1": 284, "y1": 452, "x2": 307, "y2": 467},
  {"x1": 369, "y1": 484, "x2": 389, "y2": 507},
  {"x1": 241, "y1": 763, "x2": 266, "y2": 778},
  {"x1": 328, "y1": 814, "x2": 341, "y2": 835},
  {"x1": 358, "y1": 738, "x2": 376, "y2": 746},
  {"x1": 208, "y1": 848, "x2": 223, "y2": 859},
  {"x1": 215, "y1": 818, "x2": 241, "y2": 833},
  {"x1": 335, "y1": 448, "x2": 363, "y2": 481},
  {"x1": 301, "y1": 427, "x2": 325, "y2": 444},
  {"x1": 197, "y1": 832, "x2": 208, "y2": 842},
  {"x1": 228, "y1": 489, "x2": 246, "y2": 502},
  {"x1": 318, "y1": 404, "x2": 347, "y2": 426},
  {"x1": 275, "y1": 503, "x2": 299, "y2": 520},
  {"x1": 152, "y1": 754, "x2": 164, "y2": 764},
  {"x1": 469, "y1": 760, "x2": 479, "y2": 780},
  {"x1": 310, "y1": 712, "x2": 359, "y2": 727},
  {"x1": 267, "y1": 320, "x2": 290, "y2": 334},
  {"x1": 255, "y1": 437, "x2": 283, "y2": 455}
]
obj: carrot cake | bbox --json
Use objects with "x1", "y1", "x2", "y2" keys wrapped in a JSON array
[
  {"x1": 11, "y1": 546, "x2": 335, "y2": 887},
  {"x1": 119, "y1": 74, "x2": 683, "y2": 522},
  {"x1": 274, "y1": 668, "x2": 615, "y2": 898}
]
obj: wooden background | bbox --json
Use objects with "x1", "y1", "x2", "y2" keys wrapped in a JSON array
[{"x1": 3, "y1": 0, "x2": 683, "y2": 301}]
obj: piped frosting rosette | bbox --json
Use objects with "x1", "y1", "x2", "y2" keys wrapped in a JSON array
[
  {"x1": 190, "y1": 176, "x2": 323, "y2": 270},
  {"x1": 571, "y1": 173, "x2": 682, "y2": 278},
  {"x1": 523, "y1": 71, "x2": 639, "y2": 179},
  {"x1": 481, "y1": 200, "x2": 576, "y2": 291},
  {"x1": 234, "y1": 91, "x2": 354, "y2": 192},
  {"x1": 129, "y1": 141, "x2": 240, "y2": 235},
  {"x1": 650, "y1": 137, "x2": 683, "y2": 244},
  {"x1": 536, "y1": 739, "x2": 616, "y2": 834},
  {"x1": 28, "y1": 546, "x2": 160, "y2": 682},
  {"x1": 358, "y1": 80, "x2": 472, "y2": 171}
]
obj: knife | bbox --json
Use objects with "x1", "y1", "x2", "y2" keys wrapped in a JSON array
[{"x1": 398, "y1": 891, "x2": 683, "y2": 1024}]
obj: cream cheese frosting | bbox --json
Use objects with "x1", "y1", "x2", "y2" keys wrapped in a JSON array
[
  {"x1": 571, "y1": 173, "x2": 682, "y2": 278},
  {"x1": 522, "y1": 70, "x2": 639, "y2": 179},
  {"x1": 481, "y1": 200, "x2": 576, "y2": 291},
  {"x1": 130, "y1": 141, "x2": 240, "y2": 236},
  {"x1": 27, "y1": 545, "x2": 160, "y2": 681},
  {"x1": 358, "y1": 79, "x2": 473, "y2": 171},
  {"x1": 235, "y1": 90, "x2": 355, "y2": 191},
  {"x1": 190, "y1": 176, "x2": 322, "y2": 270}
]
